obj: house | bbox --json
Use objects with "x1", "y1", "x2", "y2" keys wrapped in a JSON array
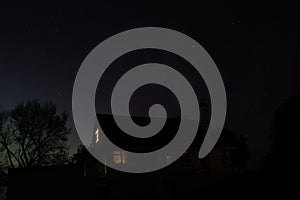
[{"x1": 83, "y1": 100, "x2": 239, "y2": 176}]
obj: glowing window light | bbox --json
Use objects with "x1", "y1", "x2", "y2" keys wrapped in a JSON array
[
  {"x1": 95, "y1": 128, "x2": 99, "y2": 143},
  {"x1": 113, "y1": 151, "x2": 127, "y2": 164}
]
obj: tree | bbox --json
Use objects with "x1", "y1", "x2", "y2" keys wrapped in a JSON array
[
  {"x1": 70, "y1": 145, "x2": 88, "y2": 164},
  {"x1": 216, "y1": 129, "x2": 250, "y2": 171},
  {"x1": 0, "y1": 163, "x2": 8, "y2": 185},
  {"x1": 0, "y1": 111, "x2": 14, "y2": 168},
  {"x1": 262, "y1": 94, "x2": 300, "y2": 173},
  {"x1": 0, "y1": 100, "x2": 70, "y2": 168}
]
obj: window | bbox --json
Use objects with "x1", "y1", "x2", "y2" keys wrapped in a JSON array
[
  {"x1": 113, "y1": 151, "x2": 127, "y2": 164},
  {"x1": 95, "y1": 128, "x2": 99, "y2": 143}
]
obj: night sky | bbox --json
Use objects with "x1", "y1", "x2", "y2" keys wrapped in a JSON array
[{"x1": 0, "y1": 2, "x2": 299, "y2": 168}]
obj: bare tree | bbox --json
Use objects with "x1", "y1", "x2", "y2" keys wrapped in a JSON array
[
  {"x1": 0, "y1": 111, "x2": 15, "y2": 168},
  {"x1": 0, "y1": 100, "x2": 70, "y2": 168}
]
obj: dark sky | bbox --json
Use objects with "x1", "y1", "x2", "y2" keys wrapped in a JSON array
[{"x1": 0, "y1": 2, "x2": 299, "y2": 168}]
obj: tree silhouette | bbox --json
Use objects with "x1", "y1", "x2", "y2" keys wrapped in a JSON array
[
  {"x1": 217, "y1": 129, "x2": 250, "y2": 171},
  {"x1": 0, "y1": 100, "x2": 70, "y2": 168},
  {"x1": 262, "y1": 94, "x2": 300, "y2": 174},
  {"x1": 70, "y1": 144, "x2": 88, "y2": 164},
  {"x1": 0, "y1": 163, "x2": 7, "y2": 185}
]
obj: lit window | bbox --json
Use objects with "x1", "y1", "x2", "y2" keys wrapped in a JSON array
[
  {"x1": 95, "y1": 128, "x2": 99, "y2": 143},
  {"x1": 113, "y1": 151, "x2": 127, "y2": 164}
]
